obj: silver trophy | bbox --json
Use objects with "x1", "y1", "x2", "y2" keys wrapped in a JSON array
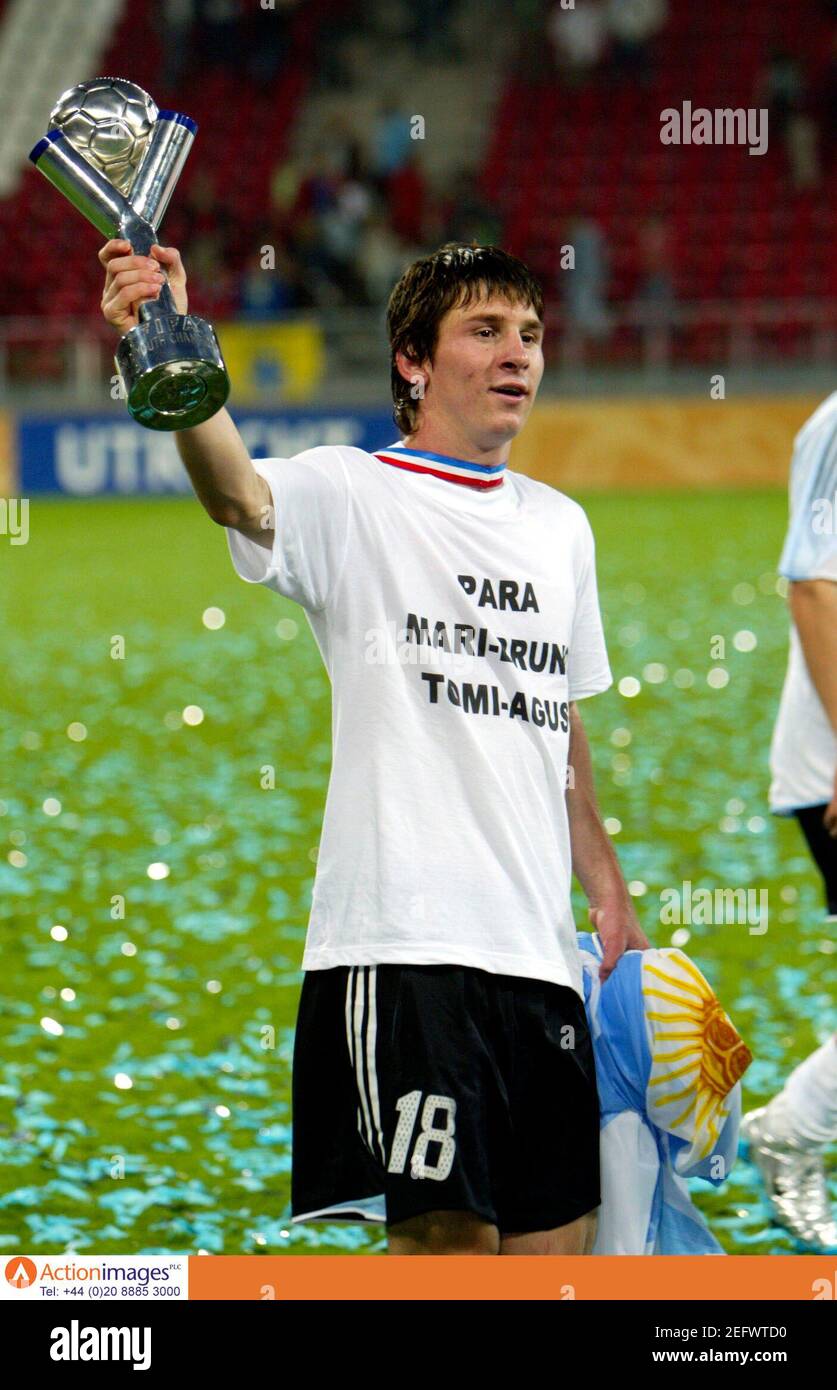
[{"x1": 29, "y1": 77, "x2": 229, "y2": 431}]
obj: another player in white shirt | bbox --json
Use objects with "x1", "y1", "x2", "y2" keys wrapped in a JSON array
[{"x1": 741, "y1": 392, "x2": 837, "y2": 1253}]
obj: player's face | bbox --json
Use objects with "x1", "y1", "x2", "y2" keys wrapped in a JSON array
[{"x1": 425, "y1": 293, "x2": 544, "y2": 448}]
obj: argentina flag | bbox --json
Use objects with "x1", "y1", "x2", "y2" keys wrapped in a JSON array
[{"x1": 579, "y1": 932, "x2": 752, "y2": 1255}]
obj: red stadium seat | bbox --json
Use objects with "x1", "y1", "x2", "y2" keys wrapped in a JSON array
[
  {"x1": 0, "y1": 0, "x2": 338, "y2": 319},
  {"x1": 484, "y1": 0, "x2": 836, "y2": 333}
]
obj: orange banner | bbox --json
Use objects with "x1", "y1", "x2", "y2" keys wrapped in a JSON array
[
  {"x1": 188, "y1": 1255, "x2": 837, "y2": 1300},
  {"x1": 512, "y1": 396, "x2": 821, "y2": 489}
]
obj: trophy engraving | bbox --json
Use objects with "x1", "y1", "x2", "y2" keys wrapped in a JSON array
[{"x1": 29, "y1": 77, "x2": 230, "y2": 431}]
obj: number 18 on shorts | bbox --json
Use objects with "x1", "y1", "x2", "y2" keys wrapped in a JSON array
[{"x1": 291, "y1": 963, "x2": 601, "y2": 1235}]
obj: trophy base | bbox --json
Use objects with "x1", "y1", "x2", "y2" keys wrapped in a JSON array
[{"x1": 116, "y1": 312, "x2": 230, "y2": 431}]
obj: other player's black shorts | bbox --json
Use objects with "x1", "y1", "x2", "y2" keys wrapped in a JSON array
[
  {"x1": 290, "y1": 963, "x2": 601, "y2": 1235},
  {"x1": 795, "y1": 804, "x2": 837, "y2": 916}
]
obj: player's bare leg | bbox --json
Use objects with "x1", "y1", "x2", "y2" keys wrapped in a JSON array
[
  {"x1": 499, "y1": 1208, "x2": 598, "y2": 1255},
  {"x1": 386, "y1": 1207, "x2": 598, "y2": 1254},
  {"x1": 387, "y1": 1209, "x2": 501, "y2": 1255}
]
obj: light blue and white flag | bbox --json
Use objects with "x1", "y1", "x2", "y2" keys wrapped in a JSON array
[{"x1": 579, "y1": 932, "x2": 752, "y2": 1255}]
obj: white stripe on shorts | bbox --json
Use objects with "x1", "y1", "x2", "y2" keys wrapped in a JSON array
[
  {"x1": 365, "y1": 967, "x2": 386, "y2": 1164},
  {"x1": 344, "y1": 966, "x2": 356, "y2": 1069},
  {"x1": 344, "y1": 968, "x2": 364, "y2": 1147},
  {"x1": 352, "y1": 968, "x2": 375, "y2": 1156},
  {"x1": 344, "y1": 966, "x2": 386, "y2": 1166}
]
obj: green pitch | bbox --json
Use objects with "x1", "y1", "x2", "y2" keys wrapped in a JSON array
[{"x1": 0, "y1": 490, "x2": 833, "y2": 1256}]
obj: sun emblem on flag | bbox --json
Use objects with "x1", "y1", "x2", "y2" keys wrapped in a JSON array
[{"x1": 642, "y1": 950, "x2": 752, "y2": 1162}]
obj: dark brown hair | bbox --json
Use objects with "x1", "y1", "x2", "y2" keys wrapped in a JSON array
[{"x1": 386, "y1": 242, "x2": 545, "y2": 437}]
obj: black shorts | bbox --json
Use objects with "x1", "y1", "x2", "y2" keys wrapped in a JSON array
[
  {"x1": 795, "y1": 804, "x2": 837, "y2": 916},
  {"x1": 290, "y1": 963, "x2": 601, "y2": 1235}
]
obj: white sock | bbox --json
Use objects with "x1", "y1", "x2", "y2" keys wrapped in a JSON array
[{"x1": 763, "y1": 1036, "x2": 837, "y2": 1151}]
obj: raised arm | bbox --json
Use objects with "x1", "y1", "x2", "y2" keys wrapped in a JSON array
[{"x1": 98, "y1": 238, "x2": 272, "y2": 546}]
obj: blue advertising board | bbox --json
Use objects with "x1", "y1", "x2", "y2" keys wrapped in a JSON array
[{"x1": 17, "y1": 409, "x2": 398, "y2": 494}]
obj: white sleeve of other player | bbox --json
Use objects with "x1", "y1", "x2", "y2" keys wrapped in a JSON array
[
  {"x1": 779, "y1": 408, "x2": 837, "y2": 583},
  {"x1": 225, "y1": 447, "x2": 351, "y2": 613}
]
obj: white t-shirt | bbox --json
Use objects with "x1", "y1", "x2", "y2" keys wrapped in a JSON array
[
  {"x1": 225, "y1": 441, "x2": 613, "y2": 997},
  {"x1": 769, "y1": 392, "x2": 837, "y2": 814}
]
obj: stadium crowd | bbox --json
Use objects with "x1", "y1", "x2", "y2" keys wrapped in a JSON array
[
  {"x1": 157, "y1": 0, "x2": 837, "y2": 329},
  {"x1": 162, "y1": 100, "x2": 502, "y2": 319}
]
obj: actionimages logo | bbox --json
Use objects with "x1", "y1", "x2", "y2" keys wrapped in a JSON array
[{"x1": 5, "y1": 1257, "x2": 38, "y2": 1289}]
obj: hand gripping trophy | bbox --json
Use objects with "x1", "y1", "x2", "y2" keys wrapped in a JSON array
[{"x1": 29, "y1": 77, "x2": 229, "y2": 430}]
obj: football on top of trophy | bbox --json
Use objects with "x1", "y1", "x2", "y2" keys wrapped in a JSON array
[{"x1": 49, "y1": 77, "x2": 158, "y2": 194}]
